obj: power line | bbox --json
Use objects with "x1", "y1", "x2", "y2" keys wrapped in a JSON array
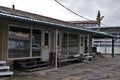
[
  {"x1": 54, "y1": 0, "x2": 93, "y2": 21},
  {"x1": 101, "y1": 23, "x2": 109, "y2": 27},
  {"x1": 55, "y1": 0, "x2": 109, "y2": 27}
]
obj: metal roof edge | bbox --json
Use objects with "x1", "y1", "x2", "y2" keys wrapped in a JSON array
[{"x1": 0, "y1": 11, "x2": 116, "y2": 38}]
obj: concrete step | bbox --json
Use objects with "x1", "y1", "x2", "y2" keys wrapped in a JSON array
[
  {"x1": 24, "y1": 62, "x2": 50, "y2": 68},
  {"x1": 0, "y1": 66, "x2": 9, "y2": 70},
  {"x1": 27, "y1": 66, "x2": 52, "y2": 72},
  {"x1": 0, "y1": 72, "x2": 13, "y2": 76},
  {"x1": 0, "y1": 61, "x2": 6, "y2": 65}
]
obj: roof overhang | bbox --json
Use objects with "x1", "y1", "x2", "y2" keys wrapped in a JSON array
[{"x1": 0, "y1": 11, "x2": 116, "y2": 38}]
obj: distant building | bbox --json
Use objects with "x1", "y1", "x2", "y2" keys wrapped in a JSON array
[
  {"x1": 69, "y1": 20, "x2": 119, "y2": 54},
  {"x1": 69, "y1": 20, "x2": 98, "y2": 28},
  {"x1": 92, "y1": 27, "x2": 120, "y2": 54}
]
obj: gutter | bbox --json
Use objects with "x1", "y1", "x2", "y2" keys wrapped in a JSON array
[{"x1": 0, "y1": 10, "x2": 115, "y2": 38}]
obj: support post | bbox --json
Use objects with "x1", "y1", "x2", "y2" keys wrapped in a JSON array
[
  {"x1": 111, "y1": 38, "x2": 114, "y2": 58},
  {"x1": 87, "y1": 34, "x2": 90, "y2": 53},
  {"x1": 105, "y1": 37, "x2": 107, "y2": 54},
  {"x1": 55, "y1": 29, "x2": 58, "y2": 70}
]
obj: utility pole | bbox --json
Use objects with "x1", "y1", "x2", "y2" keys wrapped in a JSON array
[{"x1": 96, "y1": 10, "x2": 104, "y2": 31}]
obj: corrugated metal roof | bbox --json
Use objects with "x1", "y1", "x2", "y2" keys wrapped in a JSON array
[
  {"x1": 0, "y1": 6, "x2": 72, "y2": 26},
  {"x1": 0, "y1": 10, "x2": 115, "y2": 38}
]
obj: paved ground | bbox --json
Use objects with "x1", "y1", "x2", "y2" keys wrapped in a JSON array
[{"x1": 1, "y1": 55, "x2": 120, "y2": 80}]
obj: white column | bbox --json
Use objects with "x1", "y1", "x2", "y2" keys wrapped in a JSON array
[
  {"x1": 55, "y1": 29, "x2": 58, "y2": 70},
  {"x1": 30, "y1": 28, "x2": 32, "y2": 57}
]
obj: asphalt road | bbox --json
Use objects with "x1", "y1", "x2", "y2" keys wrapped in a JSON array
[{"x1": 2, "y1": 55, "x2": 120, "y2": 80}]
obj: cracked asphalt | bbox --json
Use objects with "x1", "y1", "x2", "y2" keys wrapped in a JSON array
[{"x1": 1, "y1": 55, "x2": 120, "y2": 80}]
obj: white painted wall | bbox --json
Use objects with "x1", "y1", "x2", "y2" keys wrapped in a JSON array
[{"x1": 97, "y1": 47, "x2": 120, "y2": 54}]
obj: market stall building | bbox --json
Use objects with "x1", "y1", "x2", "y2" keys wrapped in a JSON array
[{"x1": 0, "y1": 6, "x2": 115, "y2": 71}]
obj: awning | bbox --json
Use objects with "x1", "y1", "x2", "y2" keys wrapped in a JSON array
[{"x1": 0, "y1": 10, "x2": 116, "y2": 38}]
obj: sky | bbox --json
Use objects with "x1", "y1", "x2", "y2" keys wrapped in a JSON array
[{"x1": 0, "y1": 0, "x2": 120, "y2": 27}]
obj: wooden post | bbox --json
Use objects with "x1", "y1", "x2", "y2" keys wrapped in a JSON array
[
  {"x1": 0, "y1": 25, "x2": 2, "y2": 59},
  {"x1": 87, "y1": 34, "x2": 90, "y2": 53}
]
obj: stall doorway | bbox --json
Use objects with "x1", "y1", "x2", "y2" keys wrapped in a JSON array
[
  {"x1": 80, "y1": 36, "x2": 85, "y2": 53},
  {"x1": 0, "y1": 26, "x2": 2, "y2": 59},
  {"x1": 41, "y1": 31, "x2": 50, "y2": 61}
]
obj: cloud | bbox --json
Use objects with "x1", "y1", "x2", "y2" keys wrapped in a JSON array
[
  {"x1": 0, "y1": 0, "x2": 120, "y2": 26},
  {"x1": 60, "y1": 0, "x2": 120, "y2": 26}
]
